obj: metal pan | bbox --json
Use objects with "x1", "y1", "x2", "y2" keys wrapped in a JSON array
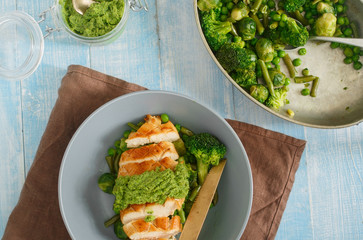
[{"x1": 194, "y1": 0, "x2": 363, "y2": 129}]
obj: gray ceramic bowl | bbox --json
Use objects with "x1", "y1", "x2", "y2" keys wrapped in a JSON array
[{"x1": 59, "y1": 90, "x2": 253, "y2": 240}]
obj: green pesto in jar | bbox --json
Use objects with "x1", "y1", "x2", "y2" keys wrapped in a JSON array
[
  {"x1": 112, "y1": 163, "x2": 190, "y2": 213},
  {"x1": 60, "y1": 0, "x2": 125, "y2": 37}
]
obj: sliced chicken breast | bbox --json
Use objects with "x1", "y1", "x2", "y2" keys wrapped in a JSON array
[
  {"x1": 123, "y1": 216, "x2": 182, "y2": 240},
  {"x1": 126, "y1": 115, "x2": 180, "y2": 148},
  {"x1": 119, "y1": 141, "x2": 179, "y2": 167},
  {"x1": 118, "y1": 157, "x2": 178, "y2": 177},
  {"x1": 120, "y1": 198, "x2": 184, "y2": 224}
]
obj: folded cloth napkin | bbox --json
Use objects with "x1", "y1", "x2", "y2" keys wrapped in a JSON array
[{"x1": 3, "y1": 65, "x2": 306, "y2": 240}]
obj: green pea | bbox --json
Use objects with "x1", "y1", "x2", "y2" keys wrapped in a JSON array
[
  {"x1": 272, "y1": 57, "x2": 280, "y2": 65},
  {"x1": 337, "y1": 17, "x2": 345, "y2": 25},
  {"x1": 344, "y1": 47, "x2": 354, "y2": 57},
  {"x1": 123, "y1": 130, "x2": 131, "y2": 138},
  {"x1": 338, "y1": 0, "x2": 345, "y2": 4},
  {"x1": 343, "y1": 28, "x2": 353, "y2": 37},
  {"x1": 220, "y1": 14, "x2": 227, "y2": 21},
  {"x1": 353, "y1": 47, "x2": 360, "y2": 54},
  {"x1": 266, "y1": 62, "x2": 273, "y2": 69},
  {"x1": 279, "y1": 21, "x2": 286, "y2": 27},
  {"x1": 277, "y1": 50, "x2": 286, "y2": 58},
  {"x1": 275, "y1": 64, "x2": 281, "y2": 71},
  {"x1": 284, "y1": 78, "x2": 291, "y2": 86},
  {"x1": 108, "y1": 147, "x2": 116, "y2": 156},
  {"x1": 301, "y1": 88, "x2": 310, "y2": 96},
  {"x1": 226, "y1": 2, "x2": 234, "y2": 10},
  {"x1": 298, "y1": 48, "x2": 307, "y2": 55},
  {"x1": 160, "y1": 113, "x2": 169, "y2": 123},
  {"x1": 267, "y1": 0, "x2": 275, "y2": 9},
  {"x1": 302, "y1": 68, "x2": 309, "y2": 76},
  {"x1": 272, "y1": 14, "x2": 281, "y2": 21},
  {"x1": 273, "y1": 51, "x2": 278, "y2": 58},
  {"x1": 308, "y1": 18, "x2": 315, "y2": 25},
  {"x1": 344, "y1": 57, "x2": 353, "y2": 64},
  {"x1": 221, "y1": 7, "x2": 228, "y2": 15},
  {"x1": 281, "y1": 14, "x2": 288, "y2": 22},
  {"x1": 175, "y1": 124, "x2": 181, "y2": 132},
  {"x1": 336, "y1": 4, "x2": 344, "y2": 13},
  {"x1": 352, "y1": 55, "x2": 359, "y2": 62},
  {"x1": 217, "y1": 2, "x2": 223, "y2": 7},
  {"x1": 353, "y1": 61, "x2": 362, "y2": 70},
  {"x1": 330, "y1": 42, "x2": 340, "y2": 49},
  {"x1": 292, "y1": 58, "x2": 302, "y2": 66}
]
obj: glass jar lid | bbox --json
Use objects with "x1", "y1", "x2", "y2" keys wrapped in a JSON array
[{"x1": 0, "y1": 11, "x2": 44, "y2": 80}]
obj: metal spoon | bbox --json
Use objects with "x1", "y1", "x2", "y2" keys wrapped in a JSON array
[
  {"x1": 309, "y1": 36, "x2": 363, "y2": 48},
  {"x1": 72, "y1": 0, "x2": 97, "y2": 15}
]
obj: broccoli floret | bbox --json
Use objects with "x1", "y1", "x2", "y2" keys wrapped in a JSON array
[
  {"x1": 215, "y1": 42, "x2": 257, "y2": 72},
  {"x1": 230, "y1": 69, "x2": 257, "y2": 89},
  {"x1": 281, "y1": 0, "x2": 306, "y2": 12},
  {"x1": 183, "y1": 133, "x2": 226, "y2": 184},
  {"x1": 280, "y1": 17, "x2": 309, "y2": 47},
  {"x1": 200, "y1": 8, "x2": 233, "y2": 52},
  {"x1": 265, "y1": 86, "x2": 288, "y2": 110}
]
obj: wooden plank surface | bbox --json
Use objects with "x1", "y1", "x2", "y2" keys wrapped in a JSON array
[{"x1": 0, "y1": 0, "x2": 362, "y2": 239}]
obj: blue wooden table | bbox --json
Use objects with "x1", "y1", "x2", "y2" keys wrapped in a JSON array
[{"x1": 1, "y1": 0, "x2": 362, "y2": 239}]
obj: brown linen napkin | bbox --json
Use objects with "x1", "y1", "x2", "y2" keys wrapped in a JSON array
[{"x1": 3, "y1": 65, "x2": 306, "y2": 240}]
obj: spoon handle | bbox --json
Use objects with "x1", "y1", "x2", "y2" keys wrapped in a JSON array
[{"x1": 309, "y1": 36, "x2": 363, "y2": 48}]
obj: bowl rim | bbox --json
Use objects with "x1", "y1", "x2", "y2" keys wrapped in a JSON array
[
  {"x1": 193, "y1": 0, "x2": 363, "y2": 129},
  {"x1": 58, "y1": 90, "x2": 253, "y2": 240}
]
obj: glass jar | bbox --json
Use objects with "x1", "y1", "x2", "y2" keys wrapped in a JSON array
[{"x1": 0, "y1": 0, "x2": 148, "y2": 80}]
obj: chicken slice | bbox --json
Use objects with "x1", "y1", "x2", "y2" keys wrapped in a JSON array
[
  {"x1": 123, "y1": 216, "x2": 182, "y2": 240},
  {"x1": 126, "y1": 115, "x2": 180, "y2": 148},
  {"x1": 120, "y1": 198, "x2": 184, "y2": 224},
  {"x1": 118, "y1": 157, "x2": 178, "y2": 177},
  {"x1": 119, "y1": 141, "x2": 179, "y2": 167}
]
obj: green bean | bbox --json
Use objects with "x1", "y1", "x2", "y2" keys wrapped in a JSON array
[
  {"x1": 251, "y1": 0, "x2": 263, "y2": 14},
  {"x1": 250, "y1": 14, "x2": 265, "y2": 35},
  {"x1": 189, "y1": 185, "x2": 201, "y2": 202},
  {"x1": 282, "y1": 54, "x2": 297, "y2": 78},
  {"x1": 127, "y1": 122, "x2": 139, "y2": 131},
  {"x1": 180, "y1": 126, "x2": 194, "y2": 136},
  {"x1": 310, "y1": 77, "x2": 320, "y2": 97},
  {"x1": 294, "y1": 75, "x2": 317, "y2": 83},
  {"x1": 173, "y1": 138, "x2": 187, "y2": 156},
  {"x1": 294, "y1": 10, "x2": 309, "y2": 26},
  {"x1": 105, "y1": 156, "x2": 114, "y2": 174},
  {"x1": 113, "y1": 153, "x2": 121, "y2": 174},
  {"x1": 160, "y1": 113, "x2": 169, "y2": 123},
  {"x1": 178, "y1": 209, "x2": 186, "y2": 223},
  {"x1": 104, "y1": 214, "x2": 120, "y2": 228},
  {"x1": 258, "y1": 59, "x2": 275, "y2": 96}
]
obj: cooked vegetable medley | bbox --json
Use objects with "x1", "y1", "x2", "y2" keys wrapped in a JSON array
[
  {"x1": 97, "y1": 114, "x2": 226, "y2": 239},
  {"x1": 198, "y1": 0, "x2": 362, "y2": 113}
]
